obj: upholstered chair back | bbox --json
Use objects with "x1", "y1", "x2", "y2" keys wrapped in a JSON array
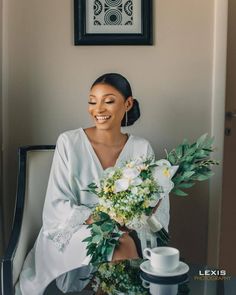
[{"x1": 1, "y1": 146, "x2": 55, "y2": 295}]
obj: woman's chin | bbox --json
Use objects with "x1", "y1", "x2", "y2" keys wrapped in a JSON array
[{"x1": 95, "y1": 123, "x2": 111, "y2": 130}]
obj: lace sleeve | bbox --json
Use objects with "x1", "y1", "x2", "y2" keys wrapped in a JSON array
[{"x1": 43, "y1": 205, "x2": 92, "y2": 252}]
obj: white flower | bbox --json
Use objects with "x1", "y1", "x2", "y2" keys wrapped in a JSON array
[
  {"x1": 114, "y1": 167, "x2": 142, "y2": 193},
  {"x1": 131, "y1": 187, "x2": 138, "y2": 195},
  {"x1": 155, "y1": 159, "x2": 179, "y2": 179},
  {"x1": 122, "y1": 167, "x2": 140, "y2": 179},
  {"x1": 126, "y1": 161, "x2": 136, "y2": 168},
  {"x1": 99, "y1": 199, "x2": 112, "y2": 207},
  {"x1": 152, "y1": 160, "x2": 178, "y2": 195},
  {"x1": 155, "y1": 159, "x2": 171, "y2": 167},
  {"x1": 114, "y1": 179, "x2": 129, "y2": 193},
  {"x1": 153, "y1": 166, "x2": 174, "y2": 194}
]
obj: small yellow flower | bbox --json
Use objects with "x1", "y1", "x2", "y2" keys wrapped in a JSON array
[
  {"x1": 163, "y1": 168, "x2": 170, "y2": 177},
  {"x1": 143, "y1": 200, "x2": 148, "y2": 208},
  {"x1": 104, "y1": 186, "x2": 110, "y2": 193}
]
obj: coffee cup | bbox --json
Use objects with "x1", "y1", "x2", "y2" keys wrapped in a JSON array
[
  {"x1": 143, "y1": 246, "x2": 180, "y2": 272},
  {"x1": 142, "y1": 278, "x2": 178, "y2": 295}
]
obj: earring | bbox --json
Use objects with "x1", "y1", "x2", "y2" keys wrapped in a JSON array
[{"x1": 125, "y1": 111, "x2": 128, "y2": 127}]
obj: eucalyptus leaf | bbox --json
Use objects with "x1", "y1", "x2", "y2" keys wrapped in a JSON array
[
  {"x1": 177, "y1": 182, "x2": 195, "y2": 189},
  {"x1": 172, "y1": 188, "x2": 188, "y2": 196}
]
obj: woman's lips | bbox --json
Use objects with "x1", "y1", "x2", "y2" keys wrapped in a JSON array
[{"x1": 95, "y1": 115, "x2": 111, "y2": 122}]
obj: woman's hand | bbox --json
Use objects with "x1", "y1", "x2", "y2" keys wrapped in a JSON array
[
  {"x1": 112, "y1": 232, "x2": 139, "y2": 261},
  {"x1": 85, "y1": 215, "x2": 94, "y2": 225}
]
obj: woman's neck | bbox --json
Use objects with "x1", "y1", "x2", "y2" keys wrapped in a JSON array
[{"x1": 85, "y1": 126, "x2": 127, "y2": 146}]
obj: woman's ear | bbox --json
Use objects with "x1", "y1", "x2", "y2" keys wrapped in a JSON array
[{"x1": 125, "y1": 96, "x2": 134, "y2": 111}]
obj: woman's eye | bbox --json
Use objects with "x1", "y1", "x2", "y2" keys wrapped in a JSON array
[
  {"x1": 88, "y1": 101, "x2": 96, "y2": 105},
  {"x1": 105, "y1": 101, "x2": 114, "y2": 104}
]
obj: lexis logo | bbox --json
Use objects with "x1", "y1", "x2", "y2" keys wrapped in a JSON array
[
  {"x1": 199, "y1": 270, "x2": 226, "y2": 276},
  {"x1": 194, "y1": 269, "x2": 231, "y2": 281}
]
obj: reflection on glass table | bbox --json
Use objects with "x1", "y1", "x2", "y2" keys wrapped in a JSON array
[{"x1": 44, "y1": 259, "x2": 236, "y2": 295}]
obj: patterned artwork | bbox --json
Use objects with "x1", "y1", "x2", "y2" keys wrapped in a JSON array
[
  {"x1": 74, "y1": 0, "x2": 152, "y2": 45},
  {"x1": 93, "y1": 0, "x2": 133, "y2": 26}
]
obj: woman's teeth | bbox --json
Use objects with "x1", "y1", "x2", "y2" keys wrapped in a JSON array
[{"x1": 95, "y1": 115, "x2": 111, "y2": 121}]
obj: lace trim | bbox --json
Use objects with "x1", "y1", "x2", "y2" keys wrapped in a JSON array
[{"x1": 44, "y1": 205, "x2": 92, "y2": 252}]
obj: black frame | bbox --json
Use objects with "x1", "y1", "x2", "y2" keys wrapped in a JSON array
[
  {"x1": 74, "y1": 0, "x2": 153, "y2": 45},
  {"x1": 1, "y1": 145, "x2": 55, "y2": 295}
]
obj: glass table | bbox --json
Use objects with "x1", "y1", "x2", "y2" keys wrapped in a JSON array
[{"x1": 44, "y1": 259, "x2": 236, "y2": 295}]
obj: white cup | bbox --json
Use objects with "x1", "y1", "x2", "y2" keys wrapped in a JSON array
[
  {"x1": 143, "y1": 247, "x2": 180, "y2": 272},
  {"x1": 142, "y1": 278, "x2": 178, "y2": 295}
]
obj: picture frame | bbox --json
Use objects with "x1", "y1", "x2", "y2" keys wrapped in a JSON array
[{"x1": 74, "y1": 0, "x2": 153, "y2": 45}]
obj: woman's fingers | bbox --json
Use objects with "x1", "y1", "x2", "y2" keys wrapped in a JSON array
[{"x1": 85, "y1": 215, "x2": 93, "y2": 225}]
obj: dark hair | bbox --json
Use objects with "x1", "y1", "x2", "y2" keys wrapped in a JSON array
[{"x1": 91, "y1": 73, "x2": 140, "y2": 126}]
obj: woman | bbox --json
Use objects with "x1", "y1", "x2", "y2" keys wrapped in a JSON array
[{"x1": 16, "y1": 73, "x2": 170, "y2": 294}]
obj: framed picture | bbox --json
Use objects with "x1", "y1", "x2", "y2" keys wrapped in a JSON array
[{"x1": 74, "y1": 0, "x2": 153, "y2": 45}]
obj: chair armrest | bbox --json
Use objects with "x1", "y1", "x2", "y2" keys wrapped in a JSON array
[
  {"x1": 1, "y1": 147, "x2": 27, "y2": 295},
  {"x1": 1, "y1": 145, "x2": 55, "y2": 295}
]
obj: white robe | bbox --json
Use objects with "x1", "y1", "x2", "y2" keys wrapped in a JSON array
[{"x1": 16, "y1": 128, "x2": 170, "y2": 295}]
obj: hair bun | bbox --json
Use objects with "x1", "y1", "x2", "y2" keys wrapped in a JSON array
[{"x1": 121, "y1": 99, "x2": 140, "y2": 127}]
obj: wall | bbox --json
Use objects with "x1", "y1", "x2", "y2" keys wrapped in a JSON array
[{"x1": 2, "y1": 0, "x2": 216, "y2": 264}]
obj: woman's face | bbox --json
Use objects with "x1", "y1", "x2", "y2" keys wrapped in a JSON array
[{"x1": 88, "y1": 83, "x2": 133, "y2": 130}]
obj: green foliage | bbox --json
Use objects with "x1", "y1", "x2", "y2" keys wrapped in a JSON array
[
  {"x1": 166, "y1": 134, "x2": 219, "y2": 196},
  {"x1": 83, "y1": 212, "x2": 122, "y2": 265},
  {"x1": 93, "y1": 260, "x2": 149, "y2": 294}
]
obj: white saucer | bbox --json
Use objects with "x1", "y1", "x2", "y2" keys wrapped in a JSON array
[{"x1": 140, "y1": 260, "x2": 189, "y2": 277}]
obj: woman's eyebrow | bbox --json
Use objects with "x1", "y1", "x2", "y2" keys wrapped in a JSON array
[
  {"x1": 89, "y1": 93, "x2": 116, "y2": 98},
  {"x1": 103, "y1": 93, "x2": 116, "y2": 97}
]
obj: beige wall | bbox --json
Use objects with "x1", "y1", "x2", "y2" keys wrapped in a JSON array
[{"x1": 1, "y1": 0, "x2": 220, "y2": 264}]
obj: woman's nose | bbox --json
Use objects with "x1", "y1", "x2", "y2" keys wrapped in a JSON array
[{"x1": 96, "y1": 102, "x2": 105, "y2": 112}]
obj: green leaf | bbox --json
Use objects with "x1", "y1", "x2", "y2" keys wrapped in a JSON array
[
  {"x1": 168, "y1": 153, "x2": 177, "y2": 164},
  {"x1": 182, "y1": 138, "x2": 189, "y2": 145},
  {"x1": 92, "y1": 235, "x2": 102, "y2": 243},
  {"x1": 196, "y1": 133, "x2": 208, "y2": 148},
  {"x1": 182, "y1": 171, "x2": 195, "y2": 178},
  {"x1": 92, "y1": 224, "x2": 102, "y2": 234},
  {"x1": 101, "y1": 222, "x2": 114, "y2": 232},
  {"x1": 88, "y1": 182, "x2": 98, "y2": 189},
  {"x1": 172, "y1": 188, "x2": 188, "y2": 196},
  {"x1": 98, "y1": 211, "x2": 110, "y2": 221},
  {"x1": 106, "y1": 245, "x2": 115, "y2": 256},
  {"x1": 193, "y1": 174, "x2": 211, "y2": 181},
  {"x1": 177, "y1": 182, "x2": 195, "y2": 189},
  {"x1": 82, "y1": 236, "x2": 93, "y2": 243}
]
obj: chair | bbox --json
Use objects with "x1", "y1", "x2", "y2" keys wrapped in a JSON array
[{"x1": 1, "y1": 145, "x2": 55, "y2": 295}]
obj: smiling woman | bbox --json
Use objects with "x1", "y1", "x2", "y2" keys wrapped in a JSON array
[
  {"x1": 15, "y1": 73, "x2": 170, "y2": 294},
  {"x1": 89, "y1": 73, "x2": 140, "y2": 127}
]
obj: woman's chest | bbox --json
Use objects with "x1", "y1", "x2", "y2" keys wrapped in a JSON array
[{"x1": 91, "y1": 144, "x2": 124, "y2": 170}]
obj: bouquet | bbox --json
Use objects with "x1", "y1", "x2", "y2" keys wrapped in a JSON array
[
  {"x1": 83, "y1": 134, "x2": 219, "y2": 265},
  {"x1": 92, "y1": 260, "x2": 149, "y2": 295}
]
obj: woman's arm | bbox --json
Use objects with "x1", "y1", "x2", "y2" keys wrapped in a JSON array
[{"x1": 42, "y1": 133, "x2": 92, "y2": 252}]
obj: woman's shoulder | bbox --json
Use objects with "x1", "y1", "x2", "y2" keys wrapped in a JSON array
[
  {"x1": 56, "y1": 127, "x2": 84, "y2": 146},
  {"x1": 128, "y1": 134, "x2": 155, "y2": 156},
  {"x1": 129, "y1": 133, "x2": 152, "y2": 146}
]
